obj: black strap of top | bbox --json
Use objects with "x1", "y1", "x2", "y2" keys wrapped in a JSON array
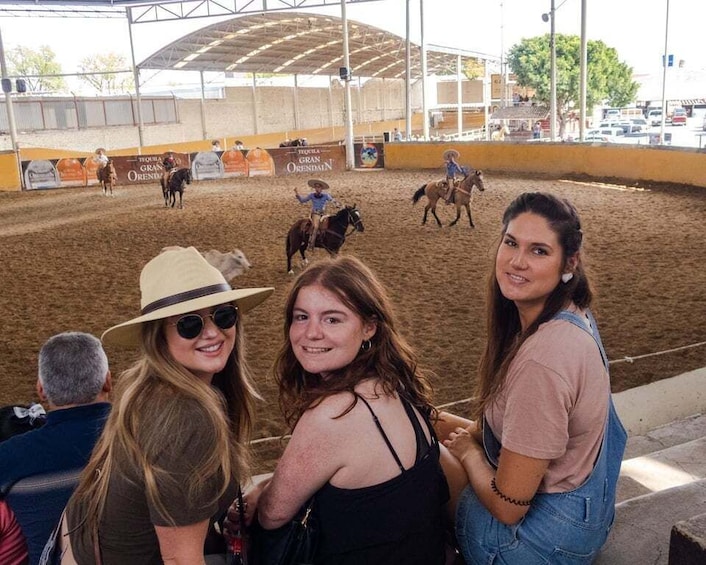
[
  {"x1": 399, "y1": 395, "x2": 433, "y2": 461},
  {"x1": 356, "y1": 394, "x2": 405, "y2": 473}
]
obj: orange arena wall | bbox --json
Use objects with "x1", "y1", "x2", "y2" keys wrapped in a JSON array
[
  {"x1": 383, "y1": 142, "x2": 706, "y2": 189},
  {"x1": 2, "y1": 140, "x2": 706, "y2": 191},
  {"x1": 0, "y1": 152, "x2": 21, "y2": 191}
]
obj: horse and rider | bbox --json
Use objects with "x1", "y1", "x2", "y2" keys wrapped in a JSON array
[
  {"x1": 161, "y1": 150, "x2": 180, "y2": 190},
  {"x1": 94, "y1": 148, "x2": 116, "y2": 196},
  {"x1": 94, "y1": 148, "x2": 109, "y2": 173},
  {"x1": 442, "y1": 149, "x2": 471, "y2": 205},
  {"x1": 294, "y1": 179, "x2": 342, "y2": 249}
]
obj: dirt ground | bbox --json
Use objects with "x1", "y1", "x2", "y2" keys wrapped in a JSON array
[{"x1": 1, "y1": 170, "x2": 704, "y2": 472}]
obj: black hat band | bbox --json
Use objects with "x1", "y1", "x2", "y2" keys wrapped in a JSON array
[{"x1": 142, "y1": 283, "x2": 232, "y2": 315}]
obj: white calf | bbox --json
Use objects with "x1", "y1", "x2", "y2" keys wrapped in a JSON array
[{"x1": 201, "y1": 249, "x2": 251, "y2": 281}]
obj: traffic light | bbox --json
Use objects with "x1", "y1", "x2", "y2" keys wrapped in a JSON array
[
  {"x1": 339, "y1": 67, "x2": 351, "y2": 81},
  {"x1": 1, "y1": 78, "x2": 11, "y2": 93},
  {"x1": 16, "y1": 79, "x2": 27, "y2": 93}
]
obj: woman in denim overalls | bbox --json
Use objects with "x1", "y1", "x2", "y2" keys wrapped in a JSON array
[{"x1": 436, "y1": 192, "x2": 627, "y2": 564}]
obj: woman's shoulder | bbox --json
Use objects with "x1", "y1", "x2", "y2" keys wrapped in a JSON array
[
  {"x1": 519, "y1": 310, "x2": 603, "y2": 371},
  {"x1": 304, "y1": 391, "x2": 358, "y2": 421},
  {"x1": 535, "y1": 306, "x2": 589, "y2": 331},
  {"x1": 295, "y1": 391, "x2": 377, "y2": 438},
  {"x1": 135, "y1": 387, "x2": 214, "y2": 435}
]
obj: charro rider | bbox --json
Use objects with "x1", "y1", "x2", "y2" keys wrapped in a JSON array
[
  {"x1": 294, "y1": 179, "x2": 341, "y2": 250},
  {"x1": 94, "y1": 147, "x2": 109, "y2": 181},
  {"x1": 161, "y1": 149, "x2": 180, "y2": 191},
  {"x1": 443, "y1": 149, "x2": 468, "y2": 205}
]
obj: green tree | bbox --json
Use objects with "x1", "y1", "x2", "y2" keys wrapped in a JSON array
[
  {"x1": 507, "y1": 34, "x2": 638, "y2": 136},
  {"x1": 463, "y1": 58, "x2": 486, "y2": 81},
  {"x1": 6, "y1": 45, "x2": 67, "y2": 93},
  {"x1": 77, "y1": 53, "x2": 134, "y2": 94}
]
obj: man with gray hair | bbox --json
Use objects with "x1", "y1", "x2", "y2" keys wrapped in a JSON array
[{"x1": 0, "y1": 332, "x2": 111, "y2": 565}]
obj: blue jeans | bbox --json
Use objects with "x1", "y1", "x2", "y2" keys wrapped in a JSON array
[{"x1": 455, "y1": 310, "x2": 627, "y2": 564}]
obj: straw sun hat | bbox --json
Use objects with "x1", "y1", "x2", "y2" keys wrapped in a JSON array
[
  {"x1": 442, "y1": 149, "x2": 460, "y2": 161},
  {"x1": 307, "y1": 179, "x2": 329, "y2": 191},
  {"x1": 101, "y1": 246, "x2": 274, "y2": 347}
]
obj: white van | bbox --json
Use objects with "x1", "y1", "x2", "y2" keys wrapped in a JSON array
[
  {"x1": 599, "y1": 120, "x2": 635, "y2": 134},
  {"x1": 647, "y1": 109, "x2": 663, "y2": 126}
]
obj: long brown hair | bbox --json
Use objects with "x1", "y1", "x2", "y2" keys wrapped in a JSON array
[
  {"x1": 273, "y1": 255, "x2": 435, "y2": 428},
  {"x1": 70, "y1": 314, "x2": 258, "y2": 536},
  {"x1": 474, "y1": 192, "x2": 593, "y2": 420}
]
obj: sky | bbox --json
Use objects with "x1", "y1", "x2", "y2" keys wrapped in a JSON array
[{"x1": 0, "y1": 0, "x2": 702, "y2": 92}]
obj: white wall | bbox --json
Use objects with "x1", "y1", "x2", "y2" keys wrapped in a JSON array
[{"x1": 0, "y1": 78, "x2": 416, "y2": 153}]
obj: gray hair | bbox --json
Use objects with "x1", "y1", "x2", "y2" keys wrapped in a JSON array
[{"x1": 38, "y1": 332, "x2": 109, "y2": 406}]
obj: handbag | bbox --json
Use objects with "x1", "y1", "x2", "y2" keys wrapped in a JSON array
[
  {"x1": 225, "y1": 488, "x2": 250, "y2": 565},
  {"x1": 250, "y1": 497, "x2": 318, "y2": 565}
]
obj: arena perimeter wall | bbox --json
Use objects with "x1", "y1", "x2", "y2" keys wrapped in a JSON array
[
  {"x1": 384, "y1": 142, "x2": 706, "y2": 189},
  {"x1": 2, "y1": 140, "x2": 706, "y2": 192}
]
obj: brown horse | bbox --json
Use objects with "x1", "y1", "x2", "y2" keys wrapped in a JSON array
[
  {"x1": 286, "y1": 205, "x2": 364, "y2": 274},
  {"x1": 97, "y1": 159, "x2": 116, "y2": 196},
  {"x1": 411, "y1": 169, "x2": 485, "y2": 227}
]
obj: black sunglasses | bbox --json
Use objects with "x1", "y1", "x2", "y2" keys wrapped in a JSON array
[{"x1": 171, "y1": 304, "x2": 238, "y2": 340}]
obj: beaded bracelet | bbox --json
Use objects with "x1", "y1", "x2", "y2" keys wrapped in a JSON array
[{"x1": 490, "y1": 477, "x2": 532, "y2": 507}]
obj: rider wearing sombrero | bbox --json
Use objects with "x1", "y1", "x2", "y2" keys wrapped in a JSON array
[
  {"x1": 94, "y1": 148, "x2": 109, "y2": 181},
  {"x1": 161, "y1": 150, "x2": 180, "y2": 191},
  {"x1": 443, "y1": 149, "x2": 465, "y2": 205},
  {"x1": 295, "y1": 179, "x2": 341, "y2": 249}
]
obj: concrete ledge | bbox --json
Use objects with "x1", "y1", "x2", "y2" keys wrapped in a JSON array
[
  {"x1": 595, "y1": 479, "x2": 706, "y2": 564},
  {"x1": 612, "y1": 368, "x2": 706, "y2": 436},
  {"x1": 617, "y1": 435, "x2": 706, "y2": 503},
  {"x1": 669, "y1": 513, "x2": 706, "y2": 564}
]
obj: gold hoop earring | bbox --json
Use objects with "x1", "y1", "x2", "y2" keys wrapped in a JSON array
[{"x1": 360, "y1": 339, "x2": 372, "y2": 351}]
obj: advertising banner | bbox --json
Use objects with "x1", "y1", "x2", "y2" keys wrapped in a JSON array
[
  {"x1": 20, "y1": 144, "x2": 348, "y2": 190},
  {"x1": 272, "y1": 144, "x2": 346, "y2": 175},
  {"x1": 354, "y1": 142, "x2": 385, "y2": 169}
]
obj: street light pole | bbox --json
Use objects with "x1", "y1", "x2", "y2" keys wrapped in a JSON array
[
  {"x1": 549, "y1": 0, "x2": 557, "y2": 140},
  {"x1": 659, "y1": 0, "x2": 670, "y2": 143},
  {"x1": 542, "y1": 0, "x2": 557, "y2": 140},
  {"x1": 579, "y1": 0, "x2": 587, "y2": 141}
]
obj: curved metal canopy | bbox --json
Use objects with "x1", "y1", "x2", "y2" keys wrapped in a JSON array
[{"x1": 137, "y1": 11, "x2": 483, "y2": 80}]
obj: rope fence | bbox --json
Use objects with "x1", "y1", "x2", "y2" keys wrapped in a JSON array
[{"x1": 249, "y1": 339, "x2": 706, "y2": 447}]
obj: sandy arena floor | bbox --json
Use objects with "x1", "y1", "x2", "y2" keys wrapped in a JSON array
[{"x1": 1, "y1": 170, "x2": 704, "y2": 471}]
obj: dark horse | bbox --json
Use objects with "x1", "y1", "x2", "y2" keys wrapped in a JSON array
[
  {"x1": 97, "y1": 159, "x2": 116, "y2": 196},
  {"x1": 162, "y1": 167, "x2": 192, "y2": 209},
  {"x1": 412, "y1": 169, "x2": 485, "y2": 227},
  {"x1": 286, "y1": 205, "x2": 364, "y2": 273}
]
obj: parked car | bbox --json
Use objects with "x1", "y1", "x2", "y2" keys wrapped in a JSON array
[
  {"x1": 647, "y1": 109, "x2": 663, "y2": 126},
  {"x1": 599, "y1": 120, "x2": 643, "y2": 134},
  {"x1": 630, "y1": 117, "x2": 649, "y2": 132},
  {"x1": 588, "y1": 127, "x2": 626, "y2": 139},
  {"x1": 582, "y1": 134, "x2": 614, "y2": 143},
  {"x1": 671, "y1": 108, "x2": 687, "y2": 126}
]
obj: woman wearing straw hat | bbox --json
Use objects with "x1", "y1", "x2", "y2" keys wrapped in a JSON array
[
  {"x1": 294, "y1": 179, "x2": 341, "y2": 250},
  {"x1": 64, "y1": 246, "x2": 273, "y2": 564}
]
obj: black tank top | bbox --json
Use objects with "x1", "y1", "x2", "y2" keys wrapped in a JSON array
[{"x1": 313, "y1": 394, "x2": 449, "y2": 564}]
